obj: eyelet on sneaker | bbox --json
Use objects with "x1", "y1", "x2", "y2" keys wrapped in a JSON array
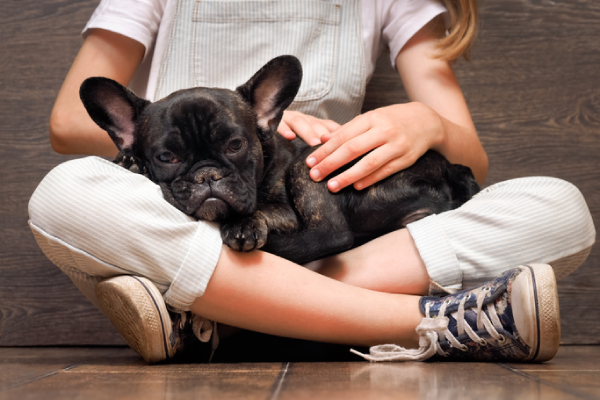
[
  {"x1": 497, "y1": 335, "x2": 506, "y2": 343},
  {"x1": 478, "y1": 338, "x2": 487, "y2": 346},
  {"x1": 460, "y1": 344, "x2": 468, "y2": 352}
]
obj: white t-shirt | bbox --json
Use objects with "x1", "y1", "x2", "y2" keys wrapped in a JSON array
[{"x1": 83, "y1": 0, "x2": 447, "y2": 100}]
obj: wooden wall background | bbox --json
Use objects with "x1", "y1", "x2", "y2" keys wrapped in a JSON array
[{"x1": 0, "y1": 0, "x2": 598, "y2": 346}]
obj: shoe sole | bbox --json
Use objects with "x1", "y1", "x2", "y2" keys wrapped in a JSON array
[
  {"x1": 95, "y1": 276, "x2": 173, "y2": 363},
  {"x1": 522, "y1": 264, "x2": 561, "y2": 362}
]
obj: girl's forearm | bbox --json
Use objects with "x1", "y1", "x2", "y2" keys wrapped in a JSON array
[
  {"x1": 50, "y1": 102, "x2": 120, "y2": 156},
  {"x1": 433, "y1": 110, "x2": 488, "y2": 184}
]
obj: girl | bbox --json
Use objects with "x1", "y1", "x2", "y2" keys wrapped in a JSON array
[{"x1": 29, "y1": 0, "x2": 594, "y2": 363}]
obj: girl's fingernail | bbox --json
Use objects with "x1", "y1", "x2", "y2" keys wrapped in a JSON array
[
  {"x1": 310, "y1": 139, "x2": 321, "y2": 146},
  {"x1": 307, "y1": 157, "x2": 316, "y2": 167},
  {"x1": 310, "y1": 168, "x2": 321, "y2": 180},
  {"x1": 328, "y1": 180, "x2": 339, "y2": 191}
]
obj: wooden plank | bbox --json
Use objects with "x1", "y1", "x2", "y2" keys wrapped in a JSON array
[
  {"x1": 507, "y1": 346, "x2": 600, "y2": 399},
  {"x1": 0, "y1": 0, "x2": 598, "y2": 347},
  {"x1": 0, "y1": 347, "x2": 132, "y2": 392},
  {"x1": 1, "y1": 348, "x2": 282, "y2": 400},
  {"x1": 277, "y1": 362, "x2": 578, "y2": 400},
  {"x1": 4, "y1": 347, "x2": 600, "y2": 399}
]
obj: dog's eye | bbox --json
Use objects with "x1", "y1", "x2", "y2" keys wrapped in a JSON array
[
  {"x1": 157, "y1": 152, "x2": 179, "y2": 163},
  {"x1": 226, "y1": 138, "x2": 247, "y2": 154}
]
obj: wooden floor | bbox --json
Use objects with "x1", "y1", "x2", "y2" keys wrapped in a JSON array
[
  {"x1": 1, "y1": 346, "x2": 599, "y2": 400},
  {"x1": 2, "y1": 0, "x2": 600, "y2": 349}
]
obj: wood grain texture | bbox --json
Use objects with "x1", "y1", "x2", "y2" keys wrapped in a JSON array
[
  {"x1": 0, "y1": 347, "x2": 133, "y2": 392},
  {"x1": 0, "y1": 0, "x2": 125, "y2": 345},
  {"x1": 3, "y1": 347, "x2": 599, "y2": 399},
  {"x1": 0, "y1": 0, "x2": 599, "y2": 347}
]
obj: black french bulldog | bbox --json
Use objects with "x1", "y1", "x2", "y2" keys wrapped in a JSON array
[{"x1": 80, "y1": 55, "x2": 479, "y2": 265}]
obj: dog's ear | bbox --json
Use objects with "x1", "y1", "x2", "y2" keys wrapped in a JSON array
[
  {"x1": 79, "y1": 77, "x2": 150, "y2": 155},
  {"x1": 236, "y1": 55, "x2": 302, "y2": 141}
]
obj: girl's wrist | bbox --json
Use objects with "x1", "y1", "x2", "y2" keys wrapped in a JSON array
[
  {"x1": 410, "y1": 101, "x2": 447, "y2": 154},
  {"x1": 429, "y1": 110, "x2": 488, "y2": 183}
]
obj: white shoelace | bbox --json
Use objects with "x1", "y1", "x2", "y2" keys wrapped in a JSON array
[{"x1": 351, "y1": 288, "x2": 506, "y2": 362}]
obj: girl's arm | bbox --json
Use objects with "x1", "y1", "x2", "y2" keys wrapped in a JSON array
[
  {"x1": 394, "y1": 16, "x2": 487, "y2": 183},
  {"x1": 49, "y1": 29, "x2": 145, "y2": 156},
  {"x1": 305, "y1": 17, "x2": 488, "y2": 190}
]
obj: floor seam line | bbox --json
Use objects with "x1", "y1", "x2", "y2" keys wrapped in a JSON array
[
  {"x1": 0, "y1": 363, "x2": 79, "y2": 393},
  {"x1": 498, "y1": 363, "x2": 594, "y2": 400},
  {"x1": 268, "y1": 361, "x2": 290, "y2": 400}
]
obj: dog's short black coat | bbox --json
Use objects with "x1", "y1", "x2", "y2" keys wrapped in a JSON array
[{"x1": 80, "y1": 55, "x2": 480, "y2": 265}]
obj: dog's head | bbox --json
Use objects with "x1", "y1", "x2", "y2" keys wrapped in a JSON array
[{"x1": 80, "y1": 55, "x2": 302, "y2": 221}]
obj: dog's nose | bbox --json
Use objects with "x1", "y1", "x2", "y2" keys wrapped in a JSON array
[{"x1": 193, "y1": 167, "x2": 224, "y2": 184}]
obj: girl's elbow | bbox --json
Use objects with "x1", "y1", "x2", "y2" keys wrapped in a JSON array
[
  {"x1": 49, "y1": 111, "x2": 75, "y2": 154},
  {"x1": 477, "y1": 151, "x2": 489, "y2": 184}
]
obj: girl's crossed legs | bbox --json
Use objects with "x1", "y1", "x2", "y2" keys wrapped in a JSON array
[{"x1": 29, "y1": 156, "x2": 595, "y2": 362}]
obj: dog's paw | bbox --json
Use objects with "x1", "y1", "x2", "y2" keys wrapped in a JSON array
[
  {"x1": 113, "y1": 154, "x2": 149, "y2": 177},
  {"x1": 220, "y1": 216, "x2": 268, "y2": 252}
]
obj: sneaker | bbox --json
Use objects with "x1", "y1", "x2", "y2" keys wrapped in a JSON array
[
  {"x1": 351, "y1": 263, "x2": 560, "y2": 362},
  {"x1": 95, "y1": 276, "x2": 214, "y2": 363}
]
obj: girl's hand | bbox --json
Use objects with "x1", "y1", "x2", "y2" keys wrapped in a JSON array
[
  {"x1": 278, "y1": 110, "x2": 341, "y2": 146},
  {"x1": 306, "y1": 102, "x2": 444, "y2": 192}
]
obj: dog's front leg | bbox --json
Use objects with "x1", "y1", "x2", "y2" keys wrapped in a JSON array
[
  {"x1": 261, "y1": 199, "x2": 355, "y2": 265},
  {"x1": 113, "y1": 153, "x2": 149, "y2": 177},
  {"x1": 220, "y1": 203, "x2": 299, "y2": 252},
  {"x1": 262, "y1": 227, "x2": 355, "y2": 265}
]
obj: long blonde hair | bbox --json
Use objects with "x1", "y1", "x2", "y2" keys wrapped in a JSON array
[{"x1": 437, "y1": 0, "x2": 479, "y2": 61}]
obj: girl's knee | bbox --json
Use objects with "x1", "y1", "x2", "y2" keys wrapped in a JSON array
[
  {"x1": 28, "y1": 157, "x2": 133, "y2": 234},
  {"x1": 29, "y1": 159, "x2": 90, "y2": 229},
  {"x1": 530, "y1": 177, "x2": 595, "y2": 249},
  {"x1": 467, "y1": 176, "x2": 595, "y2": 253},
  {"x1": 541, "y1": 178, "x2": 592, "y2": 222}
]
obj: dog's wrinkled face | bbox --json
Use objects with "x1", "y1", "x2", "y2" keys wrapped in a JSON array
[
  {"x1": 138, "y1": 89, "x2": 264, "y2": 221},
  {"x1": 80, "y1": 56, "x2": 302, "y2": 221}
]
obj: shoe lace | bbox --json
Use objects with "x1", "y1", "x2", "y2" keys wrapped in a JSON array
[{"x1": 350, "y1": 287, "x2": 506, "y2": 362}]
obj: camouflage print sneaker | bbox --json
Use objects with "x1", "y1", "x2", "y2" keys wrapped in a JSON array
[
  {"x1": 95, "y1": 276, "x2": 215, "y2": 363},
  {"x1": 352, "y1": 264, "x2": 560, "y2": 362}
]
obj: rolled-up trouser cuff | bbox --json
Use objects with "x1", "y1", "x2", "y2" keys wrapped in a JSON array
[
  {"x1": 164, "y1": 222, "x2": 222, "y2": 311},
  {"x1": 407, "y1": 176, "x2": 595, "y2": 295},
  {"x1": 407, "y1": 214, "x2": 463, "y2": 294}
]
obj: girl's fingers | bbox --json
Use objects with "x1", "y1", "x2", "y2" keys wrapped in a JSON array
[
  {"x1": 308, "y1": 127, "x2": 386, "y2": 185},
  {"x1": 306, "y1": 121, "x2": 333, "y2": 145},
  {"x1": 321, "y1": 119, "x2": 342, "y2": 132},
  {"x1": 325, "y1": 146, "x2": 397, "y2": 192},
  {"x1": 293, "y1": 119, "x2": 321, "y2": 146},
  {"x1": 319, "y1": 131, "x2": 335, "y2": 143},
  {"x1": 353, "y1": 154, "x2": 416, "y2": 190},
  {"x1": 306, "y1": 115, "x2": 371, "y2": 168},
  {"x1": 277, "y1": 120, "x2": 297, "y2": 140},
  {"x1": 285, "y1": 115, "x2": 326, "y2": 146},
  {"x1": 281, "y1": 111, "x2": 341, "y2": 146},
  {"x1": 319, "y1": 120, "x2": 345, "y2": 143}
]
